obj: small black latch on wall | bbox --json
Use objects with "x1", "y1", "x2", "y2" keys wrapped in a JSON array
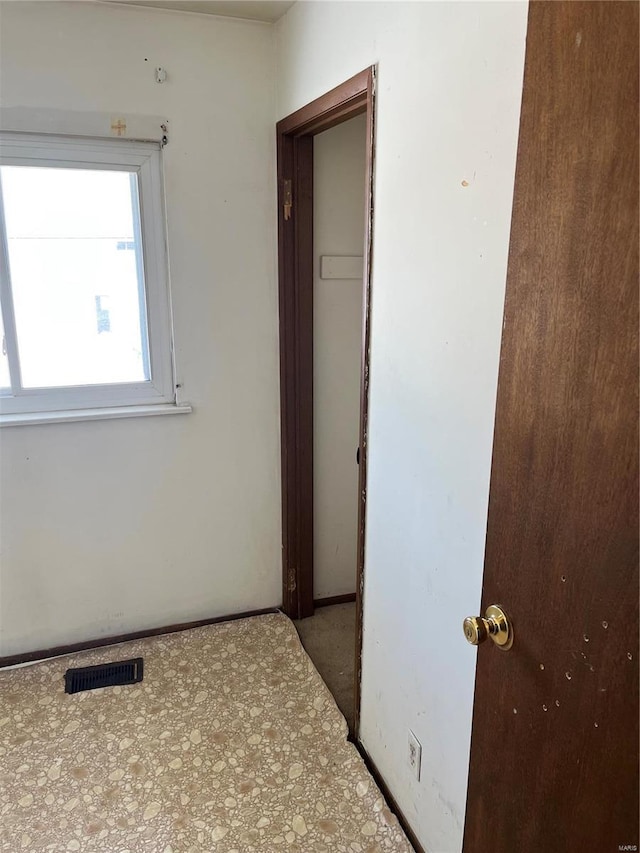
[{"x1": 64, "y1": 658, "x2": 144, "y2": 694}]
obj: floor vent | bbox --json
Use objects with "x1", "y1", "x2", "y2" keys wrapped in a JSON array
[{"x1": 64, "y1": 658, "x2": 144, "y2": 694}]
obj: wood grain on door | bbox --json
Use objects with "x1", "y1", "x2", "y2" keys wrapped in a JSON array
[{"x1": 464, "y1": 3, "x2": 639, "y2": 851}]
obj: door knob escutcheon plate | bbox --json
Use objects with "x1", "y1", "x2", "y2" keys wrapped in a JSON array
[{"x1": 463, "y1": 604, "x2": 513, "y2": 651}]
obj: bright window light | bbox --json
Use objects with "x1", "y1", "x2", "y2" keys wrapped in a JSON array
[
  {"x1": 0, "y1": 134, "x2": 175, "y2": 418},
  {"x1": 3, "y1": 166, "x2": 149, "y2": 388}
]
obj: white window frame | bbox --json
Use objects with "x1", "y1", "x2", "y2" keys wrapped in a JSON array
[{"x1": 0, "y1": 133, "x2": 177, "y2": 418}]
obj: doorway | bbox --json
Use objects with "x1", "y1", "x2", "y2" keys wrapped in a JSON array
[
  {"x1": 276, "y1": 68, "x2": 375, "y2": 736},
  {"x1": 296, "y1": 113, "x2": 367, "y2": 732}
]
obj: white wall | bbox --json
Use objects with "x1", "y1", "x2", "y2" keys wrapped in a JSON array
[
  {"x1": 313, "y1": 115, "x2": 366, "y2": 599},
  {"x1": 0, "y1": 2, "x2": 281, "y2": 656},
  {"x1": 276, "y1": 3, "x2": 528, "y2": 850},
  {"x1": 1, "y1": 3, "x2": 530, "y2": 846}
]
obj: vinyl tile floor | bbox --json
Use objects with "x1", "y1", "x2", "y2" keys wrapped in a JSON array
[{"x1": 0, "y1": 611, "x2": 412, "y2": 852}]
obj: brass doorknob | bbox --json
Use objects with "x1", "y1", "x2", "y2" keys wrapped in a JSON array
[{"x1": 463, "y1": 605, "x2": 513, "y2": 651}]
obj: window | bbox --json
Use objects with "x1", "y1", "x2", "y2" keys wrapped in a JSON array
[{"x1": 0, "y1": 133, "x2": 178, "y2": 421}]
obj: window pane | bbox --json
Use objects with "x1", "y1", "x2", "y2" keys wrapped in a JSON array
[{"x1": 1, "y1": 166, "x2": 150, "y2": 389}]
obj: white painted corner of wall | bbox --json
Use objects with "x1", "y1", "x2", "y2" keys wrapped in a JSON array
[
  {"x1": 0, "y1": 1, "x2": 282, "y2": 658},
  {"x1": 313, "y1": 115, "x2": 367, "y2": 600}
]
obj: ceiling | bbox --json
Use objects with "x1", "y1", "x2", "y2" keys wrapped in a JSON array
[{"x1": 107, "y1": 1, "x2": 295, "y2": 22}]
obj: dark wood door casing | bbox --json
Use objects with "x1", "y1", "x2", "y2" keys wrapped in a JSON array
[
  {"x1": 277, "y1": 68, "x2": 373, "y2": 622},
  {"x1": 276, "y1": 68, "x2": 375, "y2": 734},
  {"x1": 277, "y1": 129, "x2": 314, "y2": 620},
  {"x1": 464, "y1": 3, "x2": 639, "y2": 852}
]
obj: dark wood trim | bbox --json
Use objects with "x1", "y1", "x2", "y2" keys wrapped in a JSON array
[
  {"x1": 277, "y1": 67, "x2": 376, "y2": 742},
  {"x1": 313, "y1": 592, "x2": 357, "y2": 608},
  {"x1": 277, "y1": 69, "x2": 374, "y2": 622},
  {"x1": 277, "y1": 130, "x2": 314, "y2": 619},
  {"x1": 353, "y1": 67, "x2": 376, "y2": 738},
  {"x1": 0, "y1": 608, "x2": 280, "y2": 669},
  {"x1": 354, "y1": 740, "x2": 424, "y2": 853},
  {"x1": 276, "y1": 68, "x2": 370, "y2": 137}
]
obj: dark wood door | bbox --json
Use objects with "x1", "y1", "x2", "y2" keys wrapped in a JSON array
[{"x1": 464, "y1": 3, "x2": 639, "y2": 852}]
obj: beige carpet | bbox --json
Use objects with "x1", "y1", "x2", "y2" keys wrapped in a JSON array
[
  {"x1": 0, "y1": 612, "x2": 412, "y2": 852},
  {"x1": 294, "y1": 603, "x2": 356, "y2": 733}
]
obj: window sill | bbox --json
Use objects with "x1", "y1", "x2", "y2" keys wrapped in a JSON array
[{"x1": 0, "y1": 403, "x2": 193, "y2": 427}]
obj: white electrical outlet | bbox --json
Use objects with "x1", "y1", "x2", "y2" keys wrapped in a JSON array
[{"x1": 408, "y1": 729, "x2": 422, "y2": 781}]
